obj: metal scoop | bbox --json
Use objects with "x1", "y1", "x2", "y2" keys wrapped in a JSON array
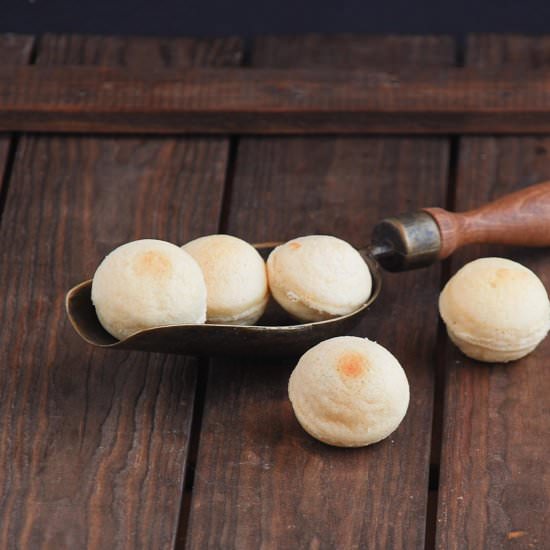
[{"x1": 66, "y1": 181, "x2": 550, "y2": 357}]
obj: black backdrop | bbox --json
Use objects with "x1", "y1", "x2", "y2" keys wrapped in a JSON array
[{"x1": 2, "y1": 0, "x2": 550, "y2": 37}]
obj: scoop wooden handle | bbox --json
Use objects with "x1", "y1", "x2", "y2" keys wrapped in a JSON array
[{"x1": 424, "y1": 181, "x2": 550, "y2": 259}]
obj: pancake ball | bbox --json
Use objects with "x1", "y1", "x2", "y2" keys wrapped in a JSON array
[
  {"x1": 267, "y1": 235, "x2": 372, "y2": 322},
  {"x1": 288, "y1": 336, "x2": 410, "y2": 447},
  {"x1": 92, "y1": 239, "x2": 206, "y2": 340},
  {"x1": 439, "y1": 257, "x2": 550, "y2": 362},
  {"x1": 183, "y1": 234, "x2": 269, "y2": 325}
]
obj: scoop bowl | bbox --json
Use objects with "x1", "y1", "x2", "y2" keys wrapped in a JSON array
[{"x1": 65, "y1": 245, "x2": 382, "y2": 358}]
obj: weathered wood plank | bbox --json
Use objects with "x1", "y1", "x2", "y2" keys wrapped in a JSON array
[
  {"x1": 0, "y1": 34, "x2": 34, "y2": 199},
  {"x1": 436, "y1": 34, "x2": 550, "y2": 550},
  {"x1": 0, "y1": 34, "x2": 241, "y2": 549},
  {"x1": 3, "y1": 64, "x2": 550, "y2": 134},
  {"x1": 186, "y1": 35, "x2": 454, "y2": 550}
]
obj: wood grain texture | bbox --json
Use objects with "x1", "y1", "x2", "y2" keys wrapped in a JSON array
[
  {"x1": 424, "y1": 180, "x2": 550, "y2": 258},
  {"x1": 0, "y1": 35, "x2": 241, "y2": 549},
  {"x1": 436, "y1": 35, "x2": 550, "y2": 550},
  {"x1": 0, "y1": 34, "x2": 35, "y2": 204},
  {"x1": 6, "y1": 64, "x2": 550, "y2": 134},
  {"x1": 186, "y1": 35, "x2": 454, "y2": 550}
]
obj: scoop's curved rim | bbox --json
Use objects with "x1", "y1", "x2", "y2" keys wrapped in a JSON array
[{"x1": 65, "y1": 247, "x2": 382, "y2": 350}]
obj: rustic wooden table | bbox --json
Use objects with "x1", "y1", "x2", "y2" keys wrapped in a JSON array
[{"x1": 0, "y1": 32, "x2": 549, "y2": 549}]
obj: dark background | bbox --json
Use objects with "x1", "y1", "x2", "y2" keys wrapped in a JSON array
[{"x1": 2, "y1": 0, "x2": 550, "y2": 37}]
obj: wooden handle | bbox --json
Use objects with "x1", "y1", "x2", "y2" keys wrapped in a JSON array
[{"x1": 424, "y1": 181, "x2": 550, "y2": 259}]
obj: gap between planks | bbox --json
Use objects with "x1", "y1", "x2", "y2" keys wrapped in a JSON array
[
  {"x1": 424, "y1": 134, "x2": 461, "y2": 550},
  {"x1": 174, "y1": 136, "x2": 242, "y2": 546},
  {"x1": 424, "y1": 34, "x2": 465, "y2": 549},
  {"x1": 424, "y1": 35, "x2": 465, "y2": 550},
  {"x1": 0, "y1": 135, "x2": 21, "y2": 224},
  {"x1": 176, "y1": 358, "x2": 211, "y2": 547},
  {"x1": 174, "y1": 83, "x2": 245, "y2": 549}
]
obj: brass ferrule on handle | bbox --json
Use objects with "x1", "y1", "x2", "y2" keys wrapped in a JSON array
[{"x1": 370, "y1": 211, "x2": 441, "y2": 271}]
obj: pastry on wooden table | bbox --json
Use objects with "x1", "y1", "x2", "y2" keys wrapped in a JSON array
[
  {"x1": 439, "y1": 257, "x2": 550, "y2": 362},
  {"x1": 288, "y1": 336, "x2": 409, "y2": 447}
]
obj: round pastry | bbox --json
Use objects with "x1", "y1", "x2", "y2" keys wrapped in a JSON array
[
  {"x1": 288, "y1": 336, "x2": 410, "y2": 447},
  {"x1": 267, "y1": 235, "x2": 372, "y2": 322},
  {"x1": 183, "y1": 234, "x2": 269, "y2": 325},
  {"x1": 91, "y1": 239, "x2": 206, "y2": 340},
  {"x1": 439, "y1": 257, "x2": 550, "y2": 362}
]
